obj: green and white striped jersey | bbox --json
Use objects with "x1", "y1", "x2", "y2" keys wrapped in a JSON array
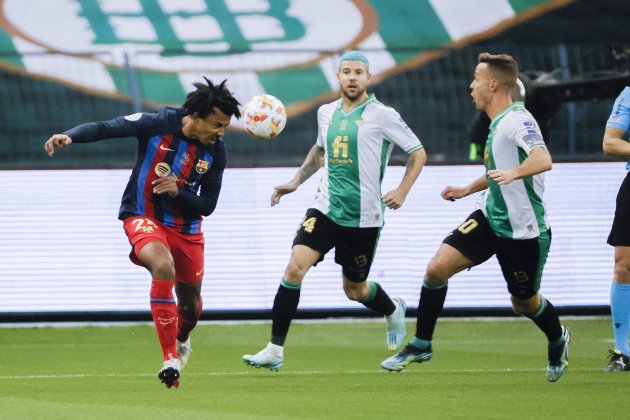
[
  {"x1": 479, "y1": 101, "x2": 550, "y2": 239},
  {"x1": 312, "y1": 93, "x2": 423, "y2": 228}
]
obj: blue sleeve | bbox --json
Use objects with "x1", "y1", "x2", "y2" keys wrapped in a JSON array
[
  {"x1": 64, "y1": 111, "x2": 172, "y2": 143},
  {"x1": 607, "y1": 87, "x2": 630, "y2": 133},
  {"x1": 175, "y1": 144, "x2": 226, "y2": 217}
]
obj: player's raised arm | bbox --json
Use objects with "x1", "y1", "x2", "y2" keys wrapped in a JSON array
[{"x1": 44, "y1": 134, "x2": 73, "y2": 157}]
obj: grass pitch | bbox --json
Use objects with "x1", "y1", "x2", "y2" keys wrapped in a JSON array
[{"x1": 0, "y1": 317, "x2": 624, "y2": 419}]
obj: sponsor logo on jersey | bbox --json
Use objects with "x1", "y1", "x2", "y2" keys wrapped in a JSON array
[
  {"x1": 354, "y1": 118, "x2": 364, "y2": 127},
  {"x1": 159, "y1": 144, "x2": 176, "y2": 152},
  {"x1": 154, "y1": 162, "x2": 171, "y2": 177},
  {"x1": 523, "y1": 121, "x2": 534, "y2": 127},
  {"x1": 195, "y1": 159, "x2": 209, "y2": 174},
  {"x1": 180, "y1": 153, "x2": 191, "y2": 165}
]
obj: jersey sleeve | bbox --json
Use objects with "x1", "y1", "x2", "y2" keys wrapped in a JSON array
[
  {"x1": 64, "y1": 110, "x2": 171, "y2": 143},
  {"x1": 380, "y1": 107, "x2": 423, "y2": 153},
  {"x1": 508, "y1": 112, "x2": 546, "y2": 154},
  {"x1": 607, "y1": 86, "x2": 630, "y2": 133}
]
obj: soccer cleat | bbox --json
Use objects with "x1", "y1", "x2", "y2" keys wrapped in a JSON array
[
  {"x1": 385, "y1": 297, "x2": 407, "y2": 350},
  {"x1": 381, "y1": 343, "x2": 432, "y2": 372},
  {"x1": 546, "y1": 325, "x2": 571, "y2": 382},
  {"x1": 158, "y1": 355, "x2": 181, "y2": 388},
  {"x1": 243, "y1": 345, "x2": 283, "y2": 372},
  {"x1": 603, "y1": 349, "x2": 630, "y2": 372},
  {"x1": 176, "y1": 337, "x2": 192, "y2": 368}
]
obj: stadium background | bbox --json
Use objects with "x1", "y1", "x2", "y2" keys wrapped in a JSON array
[{"x1": 1, "y1": 0, "x2": 629, "y2": 321}]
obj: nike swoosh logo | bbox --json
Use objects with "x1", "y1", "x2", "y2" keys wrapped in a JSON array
[
  {"x1": 160, "y1": 144, "x2": 176, "y2": 152},
  {"x1": 196, "y1": 268, "x2": 204, "y2": 276}
]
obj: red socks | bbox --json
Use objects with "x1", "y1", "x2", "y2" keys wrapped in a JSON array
[{"x1": 150, "y1": 280, "x2": 177, "y2": 360}]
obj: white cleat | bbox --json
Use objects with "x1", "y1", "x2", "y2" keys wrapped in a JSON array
[
  {"x1": 386, "y1": 297, "x2": 407, "y2": 350},
  {"x1": 243, "y1": 343, "x2": 284, "y2": 372},
  {"x1": 176, "y1": 337, "x2": 192, "y2": 368}
]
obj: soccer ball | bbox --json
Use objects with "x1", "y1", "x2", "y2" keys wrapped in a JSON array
[{"x1": 242, "y1": 94, "x2": 287, "y2": 140}]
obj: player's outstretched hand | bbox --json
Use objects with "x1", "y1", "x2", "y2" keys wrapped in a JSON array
[
  {"x1": 271, "y1": 181, "x2": 299, "y2": 207},
  {"x1": 45, "y1": 134, "x2": 73, "y2": 157},
  {"x1": 382, "y1": 188, "x2": 406, "y2": 210},
  {"x1": 441, "y1": 186, "x2": 467, "y2": 202}
]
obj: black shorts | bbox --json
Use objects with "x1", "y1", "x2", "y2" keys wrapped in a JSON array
[
  {"x1": 608, "y1": 172, "x2": 630, "y2": 246},
  {"x1": 443, "y1": 210, "x2": 551, "y2": 299},
  {"x1": 292, "y1": 208, "x2": 381, "y2": 282}
]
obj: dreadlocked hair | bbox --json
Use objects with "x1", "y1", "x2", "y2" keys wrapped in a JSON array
[{"x1": 182, "y1": 77, "x2": 241, "y2": 119}]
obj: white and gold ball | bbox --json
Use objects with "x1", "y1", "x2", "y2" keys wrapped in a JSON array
[{"x1": 242, "y1": 94, "x2": 287, "y2": 140}]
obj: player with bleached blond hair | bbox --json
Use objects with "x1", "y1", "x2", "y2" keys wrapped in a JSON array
[{"x1": 243, "y1": 51, "x2": 427, "y2": 371}]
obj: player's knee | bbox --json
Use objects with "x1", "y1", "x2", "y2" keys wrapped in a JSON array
[
  {"x1": 150, "y1": 258, "x2": 176, "y2": 280},
  {"x1": 614, "y1": 261, "x2": 630, "y2": 283},
  {"x1": 284, "y1": 260, "x2": 308, "y2": 282},
  {"x1": 343, "y1": 284, "x2": 366, "y2": 301},
  {"x1": 510, "y1": 295, "x2": 537, "y2": 317},
  {"x1": 178, "y1": 301, "x2": 199, "y2": 319},
  {"x1": 424, "y1": 262, "x2": 449, "y2": 287}
]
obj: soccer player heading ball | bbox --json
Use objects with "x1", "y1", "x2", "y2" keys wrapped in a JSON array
[{"x1": 44, "y1": 78, "x2": 241, "y2": 388}]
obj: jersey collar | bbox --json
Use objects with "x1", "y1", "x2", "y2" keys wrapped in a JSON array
[
  {"x1": 490, "y1": 101, "x2": 524, "y2": 129},
  {"x1": 336, "y1": 93, "x2": 376, "y2": 115}
]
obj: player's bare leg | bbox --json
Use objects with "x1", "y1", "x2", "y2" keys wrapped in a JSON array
[{"x1": 175, "y1": 281, "x2": 203, "y2": 368}]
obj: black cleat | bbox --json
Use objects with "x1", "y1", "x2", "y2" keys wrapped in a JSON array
[
  {"x1": 158, "y1": 356, "x2": 181, "y2": 388},
  {"x1": 603, "y1": 350, "x2": 630, "y2": 372}
]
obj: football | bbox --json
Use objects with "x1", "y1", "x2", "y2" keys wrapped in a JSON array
[{"x1": 242, "y1": 94, "x2": 287, "y2": 140}]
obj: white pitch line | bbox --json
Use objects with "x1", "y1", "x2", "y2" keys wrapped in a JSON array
[
  {"x1": 0, "y1": 367, "x2": 599, "y2": 381},
  {"x1": 0, "y1": 315, "x2": 610, "y2": 329}
]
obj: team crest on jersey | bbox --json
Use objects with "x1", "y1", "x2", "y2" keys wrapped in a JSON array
[
  {"x1": 354, "y1": 118, "x2": 364, "y2": 127},
  {"x1": 339, "y1": 119, "x2": 348, "y2": 131},
  {"x1": 195, "y1": 159, "x2": 209, "y2": 174}
]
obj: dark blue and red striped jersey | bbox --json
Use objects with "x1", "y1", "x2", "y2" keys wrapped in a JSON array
[{"x1": 64, "y1": 107, "x2": 226, "y2": 234}]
